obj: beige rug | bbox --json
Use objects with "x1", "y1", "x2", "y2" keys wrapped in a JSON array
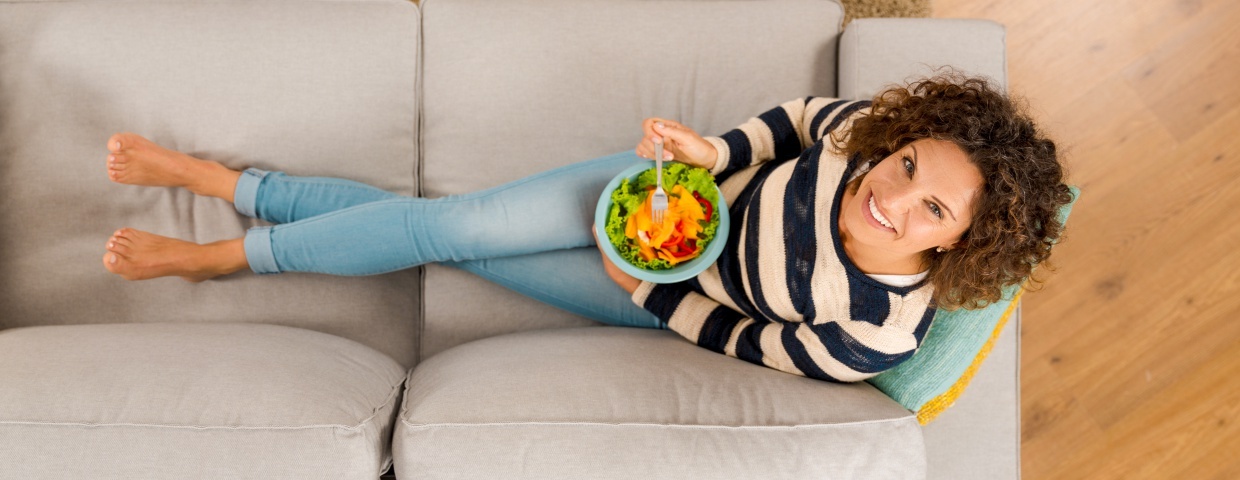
[{"x1": 839, "y1": 0, "x2": 932, "y2": 25}]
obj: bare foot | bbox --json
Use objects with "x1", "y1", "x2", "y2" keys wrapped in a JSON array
[
  {"x1": 102, "y1": 228, "x2": 247, "y2": 282},
  {"x1": 105, "y1": 133, "x2": 240, "y2": 201}
]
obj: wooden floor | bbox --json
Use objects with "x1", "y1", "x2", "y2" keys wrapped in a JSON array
[{"x1": 932, "y1": 1, "x2": 1240, "y2": 479}]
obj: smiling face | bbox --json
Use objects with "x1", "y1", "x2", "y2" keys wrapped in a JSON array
[{"x1": 839, "y1": 138, "x2": 984, "y2": 272}]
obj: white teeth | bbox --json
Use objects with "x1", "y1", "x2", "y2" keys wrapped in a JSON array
[{"x1": 869, "y1": 195, "x2": 894, "y2": 229}]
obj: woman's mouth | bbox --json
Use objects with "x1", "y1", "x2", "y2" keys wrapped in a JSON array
[{"x1": 864, "y1": 192, "x2": 896, "y2": 233}]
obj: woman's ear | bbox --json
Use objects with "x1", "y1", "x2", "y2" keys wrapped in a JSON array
[{"x1": 939, "y1": 241, "x2": 960, "y2": 252}]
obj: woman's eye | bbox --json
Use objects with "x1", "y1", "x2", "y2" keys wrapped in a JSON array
[
  {"x1": 929, "y1": 203, "x2": 942, "y2": 219},
  {"x1": 903, "y1": 156, "x2": 914, "y2": 176}
]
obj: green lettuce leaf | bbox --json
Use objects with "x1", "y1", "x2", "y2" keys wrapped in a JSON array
[{"x1": 604, "y1": 163, "x2": 721, "y2": 271}]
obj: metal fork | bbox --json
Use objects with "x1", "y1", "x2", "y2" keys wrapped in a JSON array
[{"x1": 651, "y1": 141, "x2": 669, "y2": 224}]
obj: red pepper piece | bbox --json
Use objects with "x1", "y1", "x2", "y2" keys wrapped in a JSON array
[
  {"x1": 662, "y1": 227, "x2": 684, "y2": 249},
  {"x1": 671, "y1": 244, "x2": 694, "y2": 258},
  {"x1": 692, "y1": 191, "x2": 713, "y2": 219},
  {"x1": 670, "y1": 233, "x2": 697, "y2": 258}
]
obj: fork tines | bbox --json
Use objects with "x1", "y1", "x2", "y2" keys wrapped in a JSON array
[{"x1": 651, "y1": 142, "x2": 669, "y2": 224}]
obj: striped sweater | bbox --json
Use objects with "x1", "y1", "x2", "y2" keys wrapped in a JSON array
[{"x1": 631, "y1": 98, "x2": 937, "y2": 383}]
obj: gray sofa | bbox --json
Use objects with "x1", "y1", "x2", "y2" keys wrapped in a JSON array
[{"x1": 0, "y1": 0, "x2": 1016, "y2": 478}]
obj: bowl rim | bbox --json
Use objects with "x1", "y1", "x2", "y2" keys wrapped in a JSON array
[{"x1": 593, "y1": 160, "x2": 730, "y2": 284}]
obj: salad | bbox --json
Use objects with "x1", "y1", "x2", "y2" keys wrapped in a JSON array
[{"x1": 604, "y1": 163, "x2": 721, "y2": 270}]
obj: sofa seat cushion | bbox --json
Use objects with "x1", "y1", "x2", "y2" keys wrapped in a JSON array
[
  {"x1": 0, "y1": 323, "x2": 407, "y2": 480},
  {"x1": 394, "y1": 327, "x2": 925, "y2": 480}
]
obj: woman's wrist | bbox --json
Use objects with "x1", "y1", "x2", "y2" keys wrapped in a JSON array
[
  {"x1": 604, "y1": 257, "x2": 641, "y2": 294},
  {"x1": 593, "y1": 223, "x2": 641, "y2": 294},
  {"x1": 702, "y1": 136, "x2": 726, "y2": 172}
]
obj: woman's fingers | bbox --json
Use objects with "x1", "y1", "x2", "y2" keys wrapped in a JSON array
[
  {"x1": 638, "y1": 118, "x2": 665, "y2": 158},
  {"x1": 637, "y1": 130, "x2": 673, "y2": 160},
  {"x1": 670, "y1": 126, "x2": 717, "y2": 170},
  {"x1": 637, "y1": 118, "x2": 688, "y2": 159},
  {"x1": 638, "y1": 117, "x2": 708, "y2": 164},
  {"x1": 662, "y1": 138, "x2": 688, "y2": 161},
  {"x1": 642, "y1": 117, "x2": 668, "y2": 139},
  {"x1": 654, "y1": 122, "x2": 706, "y2": 161}
]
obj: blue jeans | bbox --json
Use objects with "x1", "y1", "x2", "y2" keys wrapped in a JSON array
[{"x1": 232, "y1": 151, "x2": 664, "y2": 330}]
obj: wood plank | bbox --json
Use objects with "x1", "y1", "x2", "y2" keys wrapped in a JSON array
[
  {"x1": 1019, "y1": 356, "x2": 1109, "y2": 480},
  {"x1": 970, "y1": 0, "x2": 1231, "y2": 118},
  {"x1": 1045, "y1": 339, "x2": 1240, "y2": 479},
  {"x1": 1032, "y1": 101, "x2": 1240, "y2": 440},
  {"x1": 1123, "y1": 0, "x2": 1240, "y2": 141},
  {"x1": 1047, "y1": 205, "x2": 1240, "y2": 429},
  {"x1": 1014, "y1": 79, "x2": 1179, "y2": 362},
  {"x1": 931, "y1": 0, "x2": 1240, "y2": 478},
  {"x1": 1209, "y1": 456, "x2": 1240, "y2": 480}
]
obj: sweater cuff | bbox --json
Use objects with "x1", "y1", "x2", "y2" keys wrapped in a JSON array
[
  {"x1": 630, "y1": 280, "x2": 658, "y2": 308},
  {"x1": 705, "y1": 136, "x2": 731, "y2": 176}
]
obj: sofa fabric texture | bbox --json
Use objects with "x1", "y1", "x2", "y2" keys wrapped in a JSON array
[
  {"x1": 837, "y1": 18, "x2": 1007, "y2": 100},
  {"x1": 0, "y1": 323, "x2": 405, "y2": 479},
  {"x1": 395, "y1": 327, "x2": 925, "y2": 479}
]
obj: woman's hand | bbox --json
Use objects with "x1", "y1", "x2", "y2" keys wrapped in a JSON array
[
  {"x1": 593, "y1": 224, "x2": 641, "y2": 294},
  {"x1": 635, "y1": 118, "x2": 718, "y2": 171}
]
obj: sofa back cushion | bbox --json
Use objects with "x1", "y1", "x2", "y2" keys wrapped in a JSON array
[
  {"x1": 0, "y1": 0, "x2": 423, "y2": 368},
  {"x1": 417, "y1": 0, "x2": 846, "y2": 360}
]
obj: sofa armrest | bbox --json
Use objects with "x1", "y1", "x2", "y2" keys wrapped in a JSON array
[{"x1": 838, "y1": 18, "x2": 1007, "y2": 99}]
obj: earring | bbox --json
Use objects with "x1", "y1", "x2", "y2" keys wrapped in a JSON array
[{"x1": 936, "y1": 247, "x2": 947, "y2": 253}]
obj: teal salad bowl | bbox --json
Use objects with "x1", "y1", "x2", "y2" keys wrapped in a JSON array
[{"x1": 594, "y1": 159, "x2": 730, "y2": 284}]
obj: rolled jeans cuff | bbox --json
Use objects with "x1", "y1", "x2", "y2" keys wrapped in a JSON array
[
  {"x1": 244, "y1": 226, "x2": 280, "y2": 275},
  {"x1": 233, "y1": 168, "x2": 270, "y2": 218}
]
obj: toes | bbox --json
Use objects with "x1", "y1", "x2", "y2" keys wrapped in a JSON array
[
  {"x1": 102, "y1": 251, "x2": 124, "y2": 273},
  {"x1": 107, "y1": 132, "x2": 141, "y2": 153},
  {"x1": 108, "y1": 133, "x2": 125, "y2": 153},
  {"x1": 111, "y1": 235, "x2": 134, "y2": 247},
  {"x1": 103, "y1": 229, "x2": 143, "y2": 278},
  {"x1": 106, "y1": 239, "x2": 131, "y2": 256},
  {"x1": 111, "y1": 228, "x2": 136, "y2": 243},
  {"x1": 106, "y1": 151, "x2": 128, "y2": 182},
  {"x1": 107, "y1": 155, "x2": 127, "y2": 171}
]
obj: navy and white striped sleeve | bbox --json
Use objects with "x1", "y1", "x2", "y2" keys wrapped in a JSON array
[
  {"x1": 704, "y1": 98, "x2": 870, "y2": 178},
  {"x1": 632, "y1": 282, "x2": 927, "y2": 383}
]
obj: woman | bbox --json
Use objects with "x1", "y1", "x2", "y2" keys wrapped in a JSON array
[{"x1": 102, "y1": 75, "x2": 1073, "y2": 383}]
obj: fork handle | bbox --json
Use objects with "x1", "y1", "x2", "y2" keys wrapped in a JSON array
[{"x1": 655, "y1": 141, "x2": 664, "y2": 188}]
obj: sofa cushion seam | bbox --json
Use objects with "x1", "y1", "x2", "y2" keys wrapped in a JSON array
[
  {"x1": 357, "y1": 375, "x2": 407, "y2": 431},
  {"x1": 399, "y1": 415, "x2": 918, "y2": 431}
]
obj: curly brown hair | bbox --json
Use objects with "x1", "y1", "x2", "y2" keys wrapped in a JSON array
[{"x1": 832, "y1": 73, "x2": 1075, "y2": 310}]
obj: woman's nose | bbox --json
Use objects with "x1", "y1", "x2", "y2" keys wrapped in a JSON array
[{"x1": 884, "y1": 185, "x2": 918, "y2": 215}]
